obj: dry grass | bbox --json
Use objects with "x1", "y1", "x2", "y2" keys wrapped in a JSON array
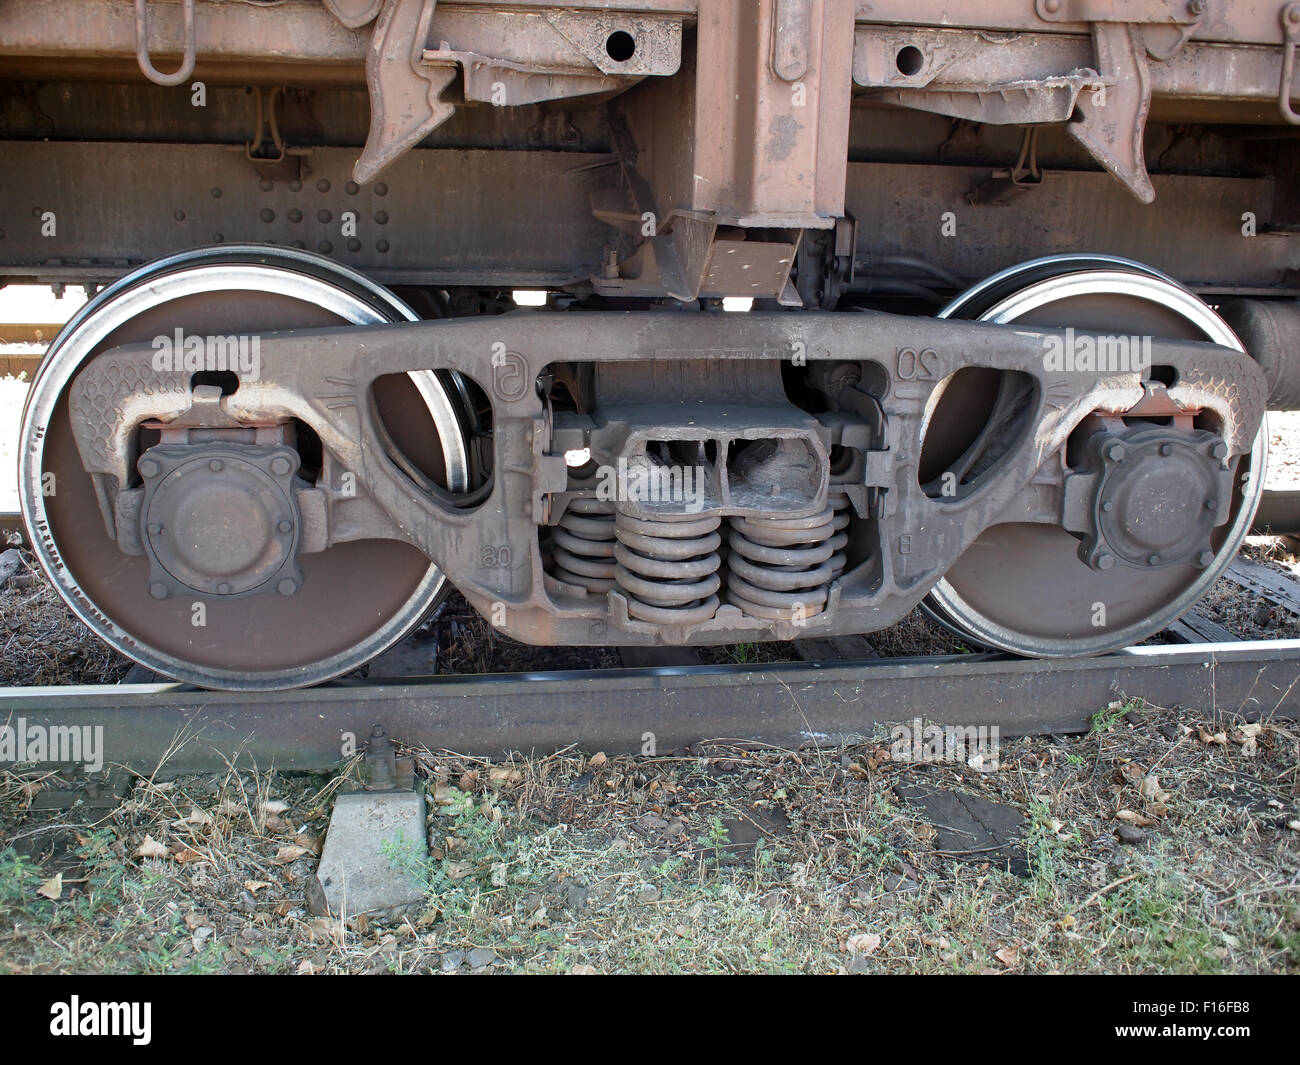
[{"x1": 2, "y1": 699, "x2": 1296, "y2": 974}]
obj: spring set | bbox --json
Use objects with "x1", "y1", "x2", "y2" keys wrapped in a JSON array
[
  {"x1": 725, "y1": 492, "x2": 850, "y2": 620},
  {"x1": 551, "y1": 496, "x2": 618, "y2": 594},
  {"x1": 613, "y1": 509, "x2": 723, "y2": 624}
]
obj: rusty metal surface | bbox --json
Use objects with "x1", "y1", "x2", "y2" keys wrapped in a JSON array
[
  {"x1": 49, "y1": 307, "x2": 1265, "y2": 673},
  {"x1": 843, "y1": 162, "x2": 1299, "y2": 291},
  {"x1": 0, "y1": 142, "x2": 614, "y2": 286},
  {"x1": 2, "y1": 640, "x2": 1298, "y2": 771}
]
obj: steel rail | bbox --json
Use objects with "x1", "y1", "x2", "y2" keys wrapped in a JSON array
[{"x1": 0, "y1": 640, "x2": 1297, "y2": 774}]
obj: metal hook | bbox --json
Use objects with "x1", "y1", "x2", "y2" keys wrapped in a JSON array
[
  {"x1": 1280, "y1": 3, "x2": 1300, "y2": 124},
  {"x1": 134, "y1": 0, "x2": 196, "y2": 87}
]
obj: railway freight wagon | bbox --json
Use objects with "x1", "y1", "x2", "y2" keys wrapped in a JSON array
[{"x1": 3, "y1": 0, "x2": 1298, "y2": 689}]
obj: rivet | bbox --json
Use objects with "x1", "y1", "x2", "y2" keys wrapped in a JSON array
[
  {"x1": 345, "y1": 181, "x2": 360, "y2": 195},
  {"x1": 375, "y1": 182, "x2": 388, "y2": 196},
  {"x1": 260, "y1": 208, "x2": 275, "y2": 223},
  {"x1": 288, "y1": 208, "x2": 303, "y2": 223},
  {"x1": 174, "y1": 209, "x2": 186, "y2": 221},
  {"x1": 347, "y1": 237, "x2": 362, "y2": 252},
  {"x1": 210, "y1": 186, "x2": 222, "y2": 199},
  {"x1": 259, "y1": 178, "x2": 274, "y2": 192},
  {"x1": 1159, "y1": 443, "x2": 1173, "y2": 456},
  {"x1": 376, "y1": 239, "x2": 390, "y2": 253},
  {"x1": 318, "y1": 240, "x2": 333, "y2": 254},
  {"x1": 317, "y1": 208, "x2": 332, "y2": 223},
  {"x1": 375, "y1": 210, "x2": 389, "y2": 225},
  {"x1": 316, "y1": 178, "x2": 331, "y2": 193}
]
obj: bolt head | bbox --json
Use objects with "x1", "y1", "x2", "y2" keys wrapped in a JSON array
[
  {"x1": 146, "y1": 522, "x2": 163, "y2": 536},
  {"x1": 277, "y1": 578, "x2": 297, "y2": 597},
  {"x1": 277, "y1": 519, "x2": 293, "y2": 534},
  {"x1": 1211, "y1": 441, "x2": 1229, "y2": 460},
  {"x1": 1044, "y1": 0, "x2": 1061, "y2": 11},
  {"x1": 1105, "y1": 442, "x2": 1126, "y2": 462},
  {"x1": 1148, "y1": 554, "x2": 1160, "y2": 565},
  {"x1": 1205, "y1": 498, "x2": 1219, "y2": 510},
  {"x1": 149, "y1": 582, "x2": 168, "y2": 600},
  {"x1": 271, "y1": 456, "x2": 292, "y2": 476},
  {"x1": 1096, "y1": 552, "x2": 1116, "y2": 571},
  {"x1": 1159, "y1": 443, "x2": 1174, "y2": 456},
  {"x1": 1196, "y1": 550, "x2": 1215, "y2": 567},
  {"x1": 139, "y1": 458, "x2": 159, "y2": 479},
  {"x1": 1101, "y1": 500, "x2": 1115, "y2": 513},
  {"x1": 209, "y1": 459, "x2": 224, "y2": 473},
  {"x1": 217, "y1": 582, "x2": 231, "y2": 595}
]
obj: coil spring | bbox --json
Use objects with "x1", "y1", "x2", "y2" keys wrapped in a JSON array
[
  {"x1": 551, "y1": 496, "x2": 617, "y2": 594},
  {"x1": 726, "y1": 493, "x2": 849, "y2": 620},
  {"x1": 614, "y1": 509, "x2": 722, "y2": 624}
]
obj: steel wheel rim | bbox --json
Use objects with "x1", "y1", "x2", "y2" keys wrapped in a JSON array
[
  {"x1": 924, "y1": 257, "x2": 1267, "y2": 656},
  {"x1": 20, "y1": 246, "x2": 469, "y2": 689}
]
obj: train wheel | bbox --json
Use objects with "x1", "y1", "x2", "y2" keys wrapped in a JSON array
[
  {"x1": 923, "y1": 255, "x2": 1267, "y2": 656},
  {"x1": 19, "y1": 246, "x2": 471, "y2": 689}
]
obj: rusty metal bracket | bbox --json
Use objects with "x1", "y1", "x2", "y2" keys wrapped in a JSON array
[
  {"x1": 324, "y1": 0, "x2": 384, "y2": 30},
  {"x1": 1280, "y1": 3, "x2": 1300, "y2": 123},
  {"x1": 1034, "y1": 0, "x2": 1201, "y2": 22},
  {"x1": 354, "y1": 0, "x2": 456, "y2": 184},
  {"x1": 969, "y1": 126, "x2": 1044, "y2": 205},
  {"x1": 1068, "y1": 22, "x2": 1156, "y2": 203},
  {"x1": 244, "y1": 86, "x2": 309, "y2": 182},
  {"x1": 133, "y1": 0, "x2": 195, "y2": 87}
]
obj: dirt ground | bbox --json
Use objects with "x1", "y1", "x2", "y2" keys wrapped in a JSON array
[{"x1": 1, "y1": 699, "x2": 1296, "y2": 975}]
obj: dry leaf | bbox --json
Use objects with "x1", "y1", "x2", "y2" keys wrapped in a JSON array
[
  {"x1": 134, "y1": 835, "x2": 168, "y2": 860},
  {"x1": 261, "y1": 800, "x2": 289, "y2": 816},
  {"x1": 994, "y1": 944, "x2": 1020, "y2": 968},
  {"x1": 36, "y1": 873, "x2": 62, "y2": 900},
  {"x1": 589, "y1": 751, "x2": 608, "y2": 768},
  {"x1": 571, "y1": 964, "x2": 599, "y2": 974},
  {"x1": 1116, "y1": 809, "x2": 1154, "y2": 827},
  {"x1": 173, "y1": 847, "x2": 207, "y2": 864},
  {"x1": 244, "y1": 880, "x2": 272, "y2": 893},
  {"x1": 846, "y1": 933, "x2": 881, "y2": 956},
  {"x1": 1197, "y1": 727, "x2": 1228, "y2": 746},
  {"x1": 273, "y1": 844, "x2": 310, "y2": 864}
]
